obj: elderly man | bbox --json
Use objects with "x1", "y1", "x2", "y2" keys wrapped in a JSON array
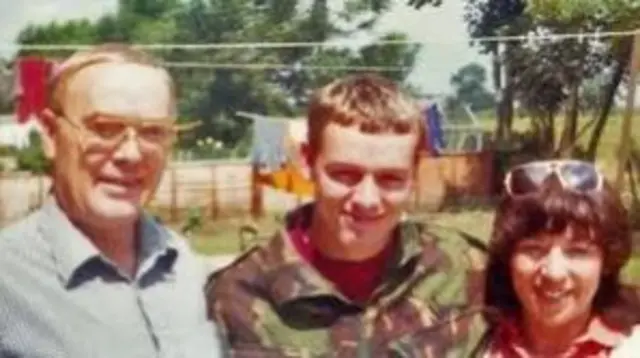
[
  {"x1": 207, "y1": 74, "x2": 487, "y2": 357},
  {"x1": 0, "y1": 44, "x2": 222, "y2": 357}
]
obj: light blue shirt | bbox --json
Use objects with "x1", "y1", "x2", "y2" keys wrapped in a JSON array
[{"x1": 0, "y1": 198, "x2": 223, "y2": 358}]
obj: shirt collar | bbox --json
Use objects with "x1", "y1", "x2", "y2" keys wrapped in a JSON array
[
  {"x1": 576, "y1": 317, "x2": 625, "y2": 348},
  {"x1": 37, "y1": 196, "x2": 177, "y2": 287},
  {"x1": 494, "y1": 315, "x2": 625, "y2": 356}
]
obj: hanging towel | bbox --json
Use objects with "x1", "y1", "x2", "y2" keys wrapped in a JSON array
[
  {"x1": 425, "y1": 104, "x2": 446, "y2": 156},
  {"x1": 251, "y1": 118, "x2": 288, "y2": 171},
  {"x1": 16, "y1": 57, "x2": 52, "y2": 123},
  {"x1": 257, "y1": 162, "x2": 315, "y2": 198},
  {"x1": 254, "y1": 119, "x2": 315, "y2": 197}
]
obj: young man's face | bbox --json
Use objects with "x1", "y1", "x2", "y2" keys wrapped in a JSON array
[
  {"x1": 309, "y1": 122, "x2": 418, "y2": 260},
  {"x1": 43, "y1": 62, "x2": 174, "y2": 227}
]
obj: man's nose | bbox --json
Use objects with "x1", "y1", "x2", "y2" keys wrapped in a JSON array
[
  {"x1": 352, "y1": 175, "x2": 382, "y2": 209},
  {"x1": 113, "y1": 128, "x2": 143, "y2": 163}
]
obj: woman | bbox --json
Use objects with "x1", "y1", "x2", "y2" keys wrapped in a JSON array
[{"x1": 481, "y1": 159, "x2": 634, "y2": 357}]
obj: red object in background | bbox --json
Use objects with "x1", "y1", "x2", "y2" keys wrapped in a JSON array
[{"x1": 16, "y1": 57, "x2": 52, "y2": 123}]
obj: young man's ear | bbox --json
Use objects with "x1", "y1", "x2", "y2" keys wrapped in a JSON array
[
  {"x1": 38, "y1": 108, "x2": 57, "y2": 160},
  {"x1": 299, "y1": 141, "x2": 315, "y2": 180}
]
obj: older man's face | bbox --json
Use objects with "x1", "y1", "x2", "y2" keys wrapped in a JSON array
[{"x1": 48, "y1": 62, "x2": 174, "y2": 226}]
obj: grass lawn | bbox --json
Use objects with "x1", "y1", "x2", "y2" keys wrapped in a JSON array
[{"x1": 182, "y1": 216, "x2": 281, "y2": 256}]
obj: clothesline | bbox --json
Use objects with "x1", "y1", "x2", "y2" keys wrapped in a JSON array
[
  {"x1": 1, "y1": 59, "x2": 411, "y2": 72},
  {"x1": 2, "y1": 28, "x2": 639, "y2": 52},
  {"x1": 164, "y1": 62, "x2": 409, "y2": 71}
]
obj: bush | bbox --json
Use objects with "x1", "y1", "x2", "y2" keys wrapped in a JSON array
[
  {"x1": 0, "y1": 146, "x2": 16, "y2": 157},
  {"x1": 15, "y1": 132, "x2": 50, "y2": 174}
]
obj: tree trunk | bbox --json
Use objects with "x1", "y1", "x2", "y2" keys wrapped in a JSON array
[
  {"x1": 492, "y1": 45, "x2": 504, "y2": 141},
  {"x1": 545, "y1": 113, "x2": 556, "y2": 157},
  {"x1": 495, "y1": 43, "x2": 514, "y2": 146},
  {"x1": 558, "y1": 82, "x2": 580, "y2": 157},
  {"x1": 585, "y1": 37, "x2": 633, "y2": 160}
]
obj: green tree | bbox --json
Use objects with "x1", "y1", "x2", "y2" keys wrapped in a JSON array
[
  {"x1": 450, "y1": 62, "x2": 494, "y2": 111},
  {"x1": 463, "y1": 0, "x2": 527, "y2": 145},
  {"x1": 411, "y1": 0, "x2": 528, "y2": 145},
  {"x1": 528, "y1": 0, "x2": 640, "y2": 160},
  {"x1": 15, "y1": 131, "x2": 50, "y2": 174},
  {"x1": 168, "y1": 0, "x2": 419, "y2": 147},
  {"x1": 15, "y1": 0, "x2": 419, "y2": 153},
  {"x1": 411, "y1": 0, "x2": 640, "y2": 160}
]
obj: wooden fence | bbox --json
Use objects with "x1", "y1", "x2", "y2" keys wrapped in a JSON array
[{"x1": 0, "y1": 153, "x2": 496, "y2": 226}]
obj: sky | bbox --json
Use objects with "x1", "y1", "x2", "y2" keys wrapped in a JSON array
[{"x1": 0, "y1": 0, "x2": 490, "y2": 94}]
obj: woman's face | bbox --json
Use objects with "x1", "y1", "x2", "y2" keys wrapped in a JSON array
[{"x1": 510, "y1": 224, "x2": 604, "y2": 330}]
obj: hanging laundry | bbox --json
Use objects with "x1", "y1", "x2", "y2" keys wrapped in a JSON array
[
  {"x1": 282, "y1": 120, "x2": 314, "y2": 197},
  {"x1": 284, "y1": 120, "x2": 308, "y2": 173},
  {"x1": 250, "y1": 118, "x2": 288, "y2": 171},
  {"x1": 257, "y1": 162, "x2": 315, "y2": 198},
  {"x1": 424, "y1": 103, "x2": 446, "y2": 156},
  {"x1": 252, "y1": 118, "x2": 315, "y2": 198},
  {"x1": 15, "y1": 57, "x2": 53, "y2": 123}
]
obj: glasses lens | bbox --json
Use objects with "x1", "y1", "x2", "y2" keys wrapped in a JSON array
[
  {"x1": 84, "y1": 115, "x2": 127, "y2": 140},
  {"x1": 138, "y1": 125, "x2": 174, "y2": 145},
  {"x1": 508, "y1": 165, "x2": 551, "y2": 195},
  {"x1": 559, "y1": 162, "x2": 600, "y2": 191}
]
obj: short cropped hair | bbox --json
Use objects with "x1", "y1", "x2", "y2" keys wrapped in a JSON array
[
  {"x1": 48, "y1": 43, "x2": 175, "y2": 114},
  {"x1": 306, "y1": 73, "x2": 425, "y2": 156},
  {"x1": 484, "y1": 177, "x2": 632, "y2": 317}
]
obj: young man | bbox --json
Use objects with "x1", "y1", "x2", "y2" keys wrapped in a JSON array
[
  {"x1": 206, "y1": 74, "x2": 487, "y2": 357},
  {"x1": 0, "y1": 44, "x2": 222, "y2": 357}
]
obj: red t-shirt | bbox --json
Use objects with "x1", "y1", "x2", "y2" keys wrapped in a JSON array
[{"x1": 289, "y1": 227, "x2": 395, "y2": 303}]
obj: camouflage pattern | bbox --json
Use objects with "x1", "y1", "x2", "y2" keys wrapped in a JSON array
[{"x1": 206, "y1": 205, "x2": 489, "y2": 357}]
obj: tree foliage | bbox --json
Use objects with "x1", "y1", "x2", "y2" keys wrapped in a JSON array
[
  {"x1": 526, "y1": 0, "x2": 640, "y2": 159},
  {"x1": 15, "y1": 0, "x2": 419, "y2": 152},
  {"x1": 15, "y1": 132, "x2": 50, "y2": 174},
  {"x1": 449, "y1": 62, "x2": 494, "y2": 111},
  {"x1": 411, "y1": 0, "x2": 640, "y2": 160}
]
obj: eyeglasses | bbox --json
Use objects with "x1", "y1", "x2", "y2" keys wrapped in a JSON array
[
  {"x1": 504, "y1": 160, "x2": 603, "y2": 196},
  {"x1": 59, "y1": 112, "x2": 179, "y2": 149}
]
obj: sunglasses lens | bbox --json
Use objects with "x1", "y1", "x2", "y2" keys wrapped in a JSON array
[
  {"x1": 507, "y1": 161, "x2": 601, "y2": 196},
  {"x1": 508, "y1": 166, "x2": 549, "y2": 195},
  {"x1": 559, "y1": 162, "x2": 600, "y2": 191}
]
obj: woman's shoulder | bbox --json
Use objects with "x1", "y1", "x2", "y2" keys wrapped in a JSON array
[{"x1": 610, "y1": 324, "x2": 640, "y2": 358}]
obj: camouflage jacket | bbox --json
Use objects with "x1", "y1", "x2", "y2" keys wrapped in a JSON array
[{"x1": 206, "y1": 206, "x2": 489, "y2": 358}]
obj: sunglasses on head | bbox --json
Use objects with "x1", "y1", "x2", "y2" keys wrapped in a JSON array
[{"x1": 504, "y1": 160, "x2": 603, "y2": 197}]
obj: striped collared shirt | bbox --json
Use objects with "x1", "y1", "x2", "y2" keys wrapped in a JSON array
[{"x1": 0, "y1": 198, "x2": 223, "y2": 358}]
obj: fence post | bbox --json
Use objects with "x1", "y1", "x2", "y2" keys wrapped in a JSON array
[{"x1": 250, "y1": 163, "x2": 263, "y2": 219}]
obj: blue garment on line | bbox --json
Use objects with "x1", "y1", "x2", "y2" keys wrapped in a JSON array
[
  {"x1": 251, "y1": 118, "x2": 288, "y2": 171},
  {"x1": 425, "y1": 104, "x2": 446, "y2": 156}
]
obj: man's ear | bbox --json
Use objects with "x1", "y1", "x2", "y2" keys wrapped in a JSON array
[
  {"x1": 38, "y1": 108, "x2": 57, "y2": 160},
  {"x1": 300, "y1": 141, "x2": 315, "y2": 180}
]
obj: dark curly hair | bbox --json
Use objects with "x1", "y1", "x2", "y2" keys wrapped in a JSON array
[{"x1": 484, "y1": 176, "x2": 632, "y2": 318}]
